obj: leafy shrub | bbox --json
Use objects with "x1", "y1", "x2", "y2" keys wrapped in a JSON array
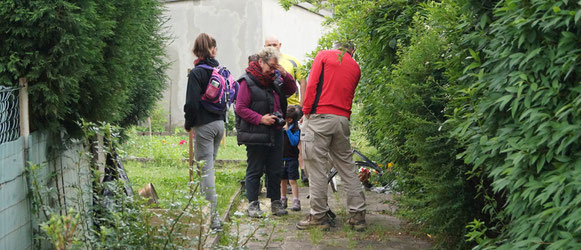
[
  {"x1": 29, "y1": 122, "x2": 243, "y2": 249},
  {"x1": 133, "y1": 102, "x2": 169, "y2": 133},
  {"x1": 0, "y1": 0, "x2": 168, "y2": 133},
  {"x1": 453, "y1": 0, "x2": 581, "y2": 248},
  {"x1": 281, "y1": 0, "x2": 483, "y2": 248}
]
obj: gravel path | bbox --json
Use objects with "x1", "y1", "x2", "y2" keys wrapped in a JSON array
[{"x1": 227, "y1": 181, "x2": 433, "y2": 249}]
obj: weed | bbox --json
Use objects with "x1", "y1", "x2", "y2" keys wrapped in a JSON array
[{"x1": 307, "y1": 228, "x2": 323, "y2": 244}]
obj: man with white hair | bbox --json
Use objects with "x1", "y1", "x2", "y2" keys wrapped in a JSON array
[{"x1": 264, "y1": 36, "x2": 307, "y2": 106}]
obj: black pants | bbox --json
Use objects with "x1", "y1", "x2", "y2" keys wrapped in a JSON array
[{"x1": 245, "y1": 130, "x2": 283, "y2": 202}]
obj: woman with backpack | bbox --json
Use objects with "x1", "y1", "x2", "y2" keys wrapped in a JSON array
[
  {"x1": 235, "y1": 47, "x2": 297, "y2": 217},
  {"x1": 184, "y1": 33, "x2": 227, "y2": 230}
]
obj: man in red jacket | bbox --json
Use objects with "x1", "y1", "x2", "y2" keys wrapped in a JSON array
[{"x1": 296, "y1": 42, "x2": 367, "y2": 231}]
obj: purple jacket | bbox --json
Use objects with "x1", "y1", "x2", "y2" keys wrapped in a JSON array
[{"x1": 236, "y1": 71, "x2": 297, "y2": 125}]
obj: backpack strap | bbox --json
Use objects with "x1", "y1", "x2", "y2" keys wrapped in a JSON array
[
  {"x1": 287, "y1": 58, "x2": 298, "y2": 80},
  {"x1": 195, "y1": 64, "x2": 215, "y2": 70}
]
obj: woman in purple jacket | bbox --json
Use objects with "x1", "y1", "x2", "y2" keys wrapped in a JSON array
[{"x1": 235, "y1": 47, "x2": 297, "y2": 217}]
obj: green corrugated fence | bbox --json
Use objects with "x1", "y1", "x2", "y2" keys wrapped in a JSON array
[{"x1": 0, "y1": 131, "x2": 92, "y2": 250}]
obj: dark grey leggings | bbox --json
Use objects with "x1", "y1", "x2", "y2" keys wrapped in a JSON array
[{"x1": 194, "y1": 120, "x2": 225, "y2": 211}]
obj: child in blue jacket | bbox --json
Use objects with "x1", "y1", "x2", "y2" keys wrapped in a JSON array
[{"x1": 280, "y1": 106, "x2": 301, "y2": 211}]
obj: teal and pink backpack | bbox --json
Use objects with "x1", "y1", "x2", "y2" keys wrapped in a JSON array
[{"x1": 196, "y1": 64, "x2": 239, "y2": 114}]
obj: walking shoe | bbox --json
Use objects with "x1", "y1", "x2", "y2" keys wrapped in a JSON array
[
  {"x1": 271, "y1": 200, "x2": 288, "y2": 216},
  {"x1": 246, "y1": 201, "x2": 263, "y2": 218},
  {"x1": 296, "y1": 214, "x2": 330, "y2": 230},
  {"x1": 348, "y1": 211, "x2": 367, "y2": 231},
  {"x1": 291, "y1": 198, "x2": 301, "y2": 211},
  {"x1": 281, "y1": 197, "x2": 288, "y2": 209},
  {"x1": 210, "y1": 212, "x2": 222, "y2": 231}
]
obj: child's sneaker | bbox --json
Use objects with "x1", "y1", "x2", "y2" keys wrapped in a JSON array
[{"x1": 291, "y1": 198, "x2": 301, "y2": 211}]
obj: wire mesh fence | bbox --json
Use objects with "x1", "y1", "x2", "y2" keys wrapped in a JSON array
[{"x1": 0, "y1": 86, "x2": 20, "y2": 144}]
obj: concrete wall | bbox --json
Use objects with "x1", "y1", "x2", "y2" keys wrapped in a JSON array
[
  {"x1": 162, "y1": 0, "x2": 263, "y2": 129},
  {"x1": 161, "y1": 0, "x2": 326, "y2": 129},
  {"x1": 0, "y1": 132, "x2": 92, "y2": 249},
  {"x1": 261, "y1": 1, "x2": 327, "y2": 63}
]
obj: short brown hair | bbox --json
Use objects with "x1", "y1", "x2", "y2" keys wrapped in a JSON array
[
  {"x1": 248, "y1": 54, "x2": 259, "y2": 63},
  {"x1": 286, "y1": 105, "x2": 301, "y2": 123},
  {"x1": 193, "y1": 33, "x2": 216, "y2": 59}
]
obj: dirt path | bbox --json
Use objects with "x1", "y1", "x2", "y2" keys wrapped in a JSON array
[{"x1": 228, "y1": 183, "x2": 432, "y2": 249}]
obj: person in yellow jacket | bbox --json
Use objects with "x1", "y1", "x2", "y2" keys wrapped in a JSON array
[
  {"x1": 264, "y1": 36, "x2": 309, "y2": 184},
  {"x1": 264, "y1": 36, "x2": 306, "y2": 105}
]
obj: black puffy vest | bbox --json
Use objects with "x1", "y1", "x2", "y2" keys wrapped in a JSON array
[{"x1": 236, "y1": 74, "x2": 287, "y2": 146}]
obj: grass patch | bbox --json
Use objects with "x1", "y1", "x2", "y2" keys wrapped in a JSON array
[
  {"x1": 308, "y1": 228, "x2": 324, "y2": 244},
  {"x1": 217, "y1": 188, "x2": 245, "y2": 246},
  {"x1": 121, "y1": 135, "x2": 246, "y2": 161},
  {"x1": 122, "y1": 132, "x2": 247, "y2": 214},
  {"x1": 125, "y1": 161, "x2": 245, "y2": 215}
]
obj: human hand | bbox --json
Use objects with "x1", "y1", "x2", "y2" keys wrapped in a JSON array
[
  {"x1": 260, "y1": 114, "x2": 277, "y2": 125},
  {"x1": 276, "y1": 64, "x2": 287, "y2": 76}
]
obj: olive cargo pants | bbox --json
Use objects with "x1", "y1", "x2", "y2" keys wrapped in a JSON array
[{"x1": 301, "y1": 114, "x2": 366, "y2": 219}]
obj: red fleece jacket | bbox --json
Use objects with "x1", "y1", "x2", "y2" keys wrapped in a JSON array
[{"x1": 302, "y1": 49, "x2": 361, "y2": 119}]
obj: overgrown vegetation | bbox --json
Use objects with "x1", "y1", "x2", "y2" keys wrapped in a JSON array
[
  {"x1": 0, "y1": 0, "x2": 168, "y2": 133},
  {"x1": 28, "y1": 122, "x2": 252, "y2": 249},
  {"x1": 453, "y1": 0, "x2": 581, "y2": 248},
  {"x1": 123, "y1": 161, "x2": 246, "y2": 213},
  {"x1": 281, "y1": 0, "x2": 581, "y2": 249},
  {"x1": 29, "y1": 122, "x2": 211, "y2": 249}
]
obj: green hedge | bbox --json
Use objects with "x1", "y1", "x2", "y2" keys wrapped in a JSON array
[
  {"x1": 282, "y1": 0, "x2": 581, "y2": 248},
  {"x1": 0, "y1": 0, "x2": 167, "y2": 133},
  {"x1": 454, "y1": 0, "x2": 581, "y2": 248}
]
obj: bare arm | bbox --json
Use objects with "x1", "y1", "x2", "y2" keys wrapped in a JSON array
[{"x1": 299, "y1": 79, "x2": 307, "y2": 106}]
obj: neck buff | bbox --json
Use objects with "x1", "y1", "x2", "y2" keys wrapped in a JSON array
[{"x1": 246, "y1": 61, "x2": 275, "y2": 87}]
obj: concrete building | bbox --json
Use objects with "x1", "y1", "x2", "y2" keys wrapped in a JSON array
[{"x1": 161, "y1": 0, "x2": 328, "y2": 129}]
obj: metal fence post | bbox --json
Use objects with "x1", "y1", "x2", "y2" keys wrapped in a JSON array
[{"x1": 19, "y1": 78, "x2": 29, "y2": 163}]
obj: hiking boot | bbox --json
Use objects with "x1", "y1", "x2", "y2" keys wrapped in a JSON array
[
  {"x1": 296, "y1": 214, "x2": 330, "y2": 230},
  {"x1": 348, "y1": 211, "x2": 366, "y2": 231},
  {"x1": 281, "y1": 197, "x2": 288, "y2": 209},
  {"x1": 210, "y1": 212, "x2": 222, "y2": 231},
  {"x1": 291, "y1": 198, "x2": 301, "y2": 211},
  {"x1": 271, "y1": 200, "x2": 288, "y2": 216},
  {"x1": 247, "y1": 201, "x2": 263, "y2": 218}
]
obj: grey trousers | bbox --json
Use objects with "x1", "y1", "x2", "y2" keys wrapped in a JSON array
[
  {"x1": 301, "y1": 114, "x2": 366, "y2": 219},
  {"x1": 194, "y1": 120, "x2": 225, "y2": 211}
]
